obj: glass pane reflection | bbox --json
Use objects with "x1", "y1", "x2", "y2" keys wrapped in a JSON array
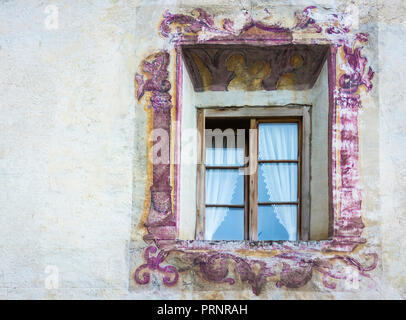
[
  {"x1": 206, "y1": 147, "x2": 245, "y2": 166},
  {"x1": 258, "y1": 123, "x2": 298, "y2": 160},
  {"x1": 205, "y1": 207, "x2": 244, "y2": 240},
  {"x1": 206, "y1": 169, "x2": 244, "y2": 205},
  {"x1": 258, "y1": 205, "x2": 297, "y2": 241},
  {"x1": 258, "y1": 163, "x2": 297, "y2": 202}
]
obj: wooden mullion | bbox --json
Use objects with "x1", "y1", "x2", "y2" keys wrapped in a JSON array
[
  {"x1": 258, "y1": 160, "x2": 299, "y2": 163},
  {"x1": 258, "y1": 202, "x2": 299, "y2": 206},
  {"x1": 206, "y1": 204, "x2": 245, "y2": 208},
  {"x1": 206, "y1": 165, "x2": 245, "y2": 169},
  {"x1": 244, "y1": 130, "x2": 249, "y2": 240},
  {"x1": 249, "y1": 118, "x2": 258, "y2": 241}
]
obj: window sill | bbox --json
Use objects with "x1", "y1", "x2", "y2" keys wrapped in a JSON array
[{"x1": 173, "y1": 239, "x2": 333, "y2": 251}]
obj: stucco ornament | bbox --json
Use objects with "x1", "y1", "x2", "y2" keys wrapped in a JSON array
[
  {"x1": 133, "y1": 6, "x2": 377, "y2": 295},
  {"x1": 134, "y1": 246, "x2": 179, "y2": 287},
  {"x1": 135, "y1": 51, "x2": 171, "y2": 110}
]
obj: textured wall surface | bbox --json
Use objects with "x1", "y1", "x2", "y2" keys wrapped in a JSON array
[{"x1": 0, "y1": 0, "x2": 405, "y2": 299}]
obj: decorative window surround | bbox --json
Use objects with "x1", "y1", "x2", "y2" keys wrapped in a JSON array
[
  {"x1": 133, "y1": 6, "x2": 377, "y2": 295},
  {"x1": 181, "y1": 44, "x2": 329, "y2": 91}
]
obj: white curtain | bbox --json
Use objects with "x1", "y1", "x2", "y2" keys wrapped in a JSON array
[
  {"x1": 259, "y1": 123, "x2": 298, "y2": 241},
  {"x1": 205, "y1": 147, "x2": 241, "y2": 240}
]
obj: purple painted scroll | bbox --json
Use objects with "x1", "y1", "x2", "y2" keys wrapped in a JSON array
[{"x1": 135, "y1": 51, "x2": 176, "y2": 244}]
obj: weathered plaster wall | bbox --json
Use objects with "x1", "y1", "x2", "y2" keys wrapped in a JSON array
[
  {"x1": 0, "y1": 0, "x2": 405, "y2": 299},
  {"x1": 377, "y1": 0, "x2": 406, "y2": 298},
  {"x1": 0, "y1": 0, "x2": 137, "y2": 299}
]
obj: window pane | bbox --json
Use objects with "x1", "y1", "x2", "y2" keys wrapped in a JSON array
[
  {"x1": 258, "y1": 205, "x2": 297, "y2": 241},
  {"x1": 205, "y1": 207, "x2": 244, "y2": 240},
  {"x1": 258, "y1": 123, "x2": 298, "y2": 160},
  {"x1": 206, "y1": 146, "x2": 244, "y2": 166},
  {"x1": 206, "y1": 169, "x2": 244, "y2": 205},
  {"x1": 258, "y1": 163, "x2": 297, "y2": 202}
]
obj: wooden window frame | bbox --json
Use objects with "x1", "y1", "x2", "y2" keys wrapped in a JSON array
[{"x1": 195, "y1": 106, "x2": 311, "y2": 241}]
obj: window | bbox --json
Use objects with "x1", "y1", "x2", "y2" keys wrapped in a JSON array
[
  {"x1": 195, "y1": 106, "x2": 311, "y2": 241},
  {"x1": 177, "y1": 44, "x2": 330, "y2": 242}
]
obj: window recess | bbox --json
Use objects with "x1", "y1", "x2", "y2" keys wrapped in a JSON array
[{"x1": 195, "y1": 106, "x2": 311, "y2": 241}]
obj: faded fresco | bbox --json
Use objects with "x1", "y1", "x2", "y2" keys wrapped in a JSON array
[
  {"x1": 0, "y1": 0, "x2": 405, "y2": 299},
  {"x1": 131, "y1": 4, "x2": 376, "y2": 296}
]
